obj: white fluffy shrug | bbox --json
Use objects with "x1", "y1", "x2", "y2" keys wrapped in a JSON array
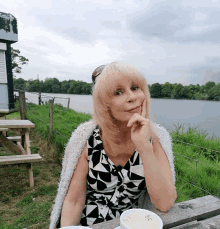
[{"x1": 49, "y1": 119, "x2": 176, "y2": 229}]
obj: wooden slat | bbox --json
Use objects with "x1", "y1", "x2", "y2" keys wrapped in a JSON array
[
  {"x1": 0, "y1": 108, "x2": 19, "y2": 116},
  {"x1": 172, "y1": 214, "x2": 220, "y2": 228},
  {"x1": 0, "y1": 133, "x2": 23, "y2": 155},
  {"x1": 0, "y1": 154, "x2": 42, "y2": 165},
  {"x1": 90, "y1": 195, "x2": 220, "y2": 229},
  {"x1": 7, "y1": 136, "x2": 21, "y2": 142},
  {"x1": 0, "y1": 128, "x2": 8, "y2": 131},
  {"x1": 0, "y1": 120, "x2": 35, "y2": 128},
  {"x1": 17, "y1": 142, "x2": 26, "y2": 155}
]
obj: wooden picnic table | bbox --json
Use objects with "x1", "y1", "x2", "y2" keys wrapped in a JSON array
[
  {"x1": 0, "y1": 120, "x2": 42, "y2": 187},
  {"x1": 90, "y1": 195, "x2": 220, "y2": 229}
]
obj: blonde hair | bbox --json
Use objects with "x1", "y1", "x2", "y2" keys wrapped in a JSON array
[{"x1": 92, "y1": 62, "x2": 160, "y2": 149}]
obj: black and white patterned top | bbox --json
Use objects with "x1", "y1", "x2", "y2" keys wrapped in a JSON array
[{"x1": 80, "y1": 126, "x2": 147, "y2": 226}]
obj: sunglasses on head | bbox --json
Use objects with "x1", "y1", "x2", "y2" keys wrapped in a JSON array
[{"x1": 92, "y1": 65, "x2": 106, "y2": 84}]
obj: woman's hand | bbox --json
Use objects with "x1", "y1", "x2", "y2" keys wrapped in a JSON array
[{"x1": 127, "y1": 99, "x2": 152, "y2": 150}]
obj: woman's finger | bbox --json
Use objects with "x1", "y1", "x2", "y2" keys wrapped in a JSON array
[
  {"x1": 141, "y1": 99, "x2": 147, "y2": 117},
  {"x1": 128, "y1": 116, "x2": 148, "y2": 128},
  {"x1": 127, "y1": 114, "x2": 143, "y2": 127}
]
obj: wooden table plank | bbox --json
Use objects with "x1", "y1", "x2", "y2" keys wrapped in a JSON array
[
  {"x1": 0, "y1": 120, "x2": 35, "y2": 128},
  {"x1": 90, "y1": 195, "x2": 220, "y2": 229},
  {"x1": 172, "y1": 214, "x2": 220, "y2": 228}
]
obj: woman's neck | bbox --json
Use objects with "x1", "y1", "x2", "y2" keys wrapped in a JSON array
[{"x1": 100, "y1": 127, "x2": 132, "y2": 144}]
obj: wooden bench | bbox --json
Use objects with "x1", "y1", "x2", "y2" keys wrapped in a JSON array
[
  {"x1": 0, "y1": 154, "x2": 42, "y2": 165},
  {"x1": 0, "y1": 120, "x2": 43, "y2": 187}
]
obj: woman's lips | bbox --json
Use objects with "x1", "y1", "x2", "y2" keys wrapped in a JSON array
[{"x1": 127, "y1": 106, "x2": 141, "y2": 112}]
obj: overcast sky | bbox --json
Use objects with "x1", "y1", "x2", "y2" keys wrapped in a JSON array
[{"x1": 1, "y1": 0, "x2": 220, "y2": 86}]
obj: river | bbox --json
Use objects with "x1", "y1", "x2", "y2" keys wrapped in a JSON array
[{"x1": 14, "y1": 91, "x2": 220, "y2": 140}]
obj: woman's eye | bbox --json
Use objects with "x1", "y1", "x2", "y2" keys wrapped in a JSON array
[
  {"x1": 115, "y1": 86, "x2": 139, "y2": 95},
  {"x1": 133, "y1": 86, "x2": 139, "y2": 90},
  {"x1": 115, "y1": 90, "x2": 122, "y2": 95}
]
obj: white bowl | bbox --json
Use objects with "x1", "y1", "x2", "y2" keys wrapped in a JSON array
[{"x1": 120, "y1": 208, "x2": 163, "y2": 229}]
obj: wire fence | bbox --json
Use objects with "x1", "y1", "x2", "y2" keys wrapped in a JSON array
[
  {"x1": 3, "y1": 90, "x2": 220, "y2": 203},
  {"x1": 14, "y1": 89, "x2": 70, "y2": 108}
]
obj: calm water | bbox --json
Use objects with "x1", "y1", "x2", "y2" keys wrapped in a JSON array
[{"x1": 15, "y1": 92, "x2": 220, "y2": 140}]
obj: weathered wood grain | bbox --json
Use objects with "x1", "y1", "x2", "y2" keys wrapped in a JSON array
[
  {"x1": 0, "y1": 154, "x2": 42, "y2": 165},
  {"x1": 0, "y1": 133, "x2": 23, "y2": 155},
  {"x1": 172, "y1": 214, "x2": 220, "y2": 228},
  {"x1": 90, "y1": 195, "x2": 220, "y2": 229},
  {"x1": 0, "y1": 120, "x2": 35, "y2": 128},
  {"x1": 7, "y1": 136, "x2": 21, "y2": 142}
]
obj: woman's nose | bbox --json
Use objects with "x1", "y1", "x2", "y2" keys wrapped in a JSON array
[{"x1": 127, "y1": 90, "x2": 137, "y2": 102}]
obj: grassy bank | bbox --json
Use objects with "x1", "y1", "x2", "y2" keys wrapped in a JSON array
[{"x1": 0, "y1": 103, "x2": 220, "y2": 229}]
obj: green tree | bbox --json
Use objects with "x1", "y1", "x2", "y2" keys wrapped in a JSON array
[
  {"x1": 181, "y1": 86, "x2": 191, "y2": 99},
  {"x1": 161, "y1": 82, "x2": 172, "y2": 98},
  {"x1": 61, "y1": 80, "x2": 71, "y2": 94},
  {"x1": 150, "y1": 83, "x2": 162, "y2": 98},
  {"x1": 186, "y1": 84, "x2": 196, "y2": 99},
  {"x1": 11, "y1": 47, "x2": 29, "y2": 78},
  {"x1": 194, "y1": 84, "x2": 201, "y2": 94},
  {"x1": 209, "y1": 83, "x2": 220, "y2": 101},
  {"x1": 13, "y1": 78, "x2": 26, "y2": 90},
  {"x1": 205, "y1": 81, "x2": 216, "y2": 93},
  {"x1": 171, "y1": 84, "x2": 185, "y2": 99}
]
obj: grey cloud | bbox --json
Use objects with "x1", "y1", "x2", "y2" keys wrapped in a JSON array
[
  {"x1": 34, "y1": 14, "x2": 97, "y2": 43},
  {"x1": 31, "y1": 6, "x2": 123, "y2": 44},
  {"x1": 178, "y1": 27, "x2": 220, "y2": 44},
  {"x1": 102, "y1": 21, "x2": 122, "y2": 30},
  {"x1": 205, "y1": 56, "x2": 220, "y2": 64},
  {"x1": 35, "y1": 42, "x2": 48, "y2": 46},
  {"x1": 129, "y1": 1, "x2": 191, "y2": 39},
  {"x1": 185, "y1": 58, "x2": 220, "y2": 85},
  {"x1": 128, "y1": 1, "x2": 220, "y2": 44}
]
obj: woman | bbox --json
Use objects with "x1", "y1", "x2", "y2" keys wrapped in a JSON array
[{"x1": 50, "y1": 62, "x2": 177, "y2": 228}]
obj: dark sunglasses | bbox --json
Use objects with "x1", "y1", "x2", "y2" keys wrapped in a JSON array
[{"x1": 92, "y1": 65, "x2": 106, "y2": 84}]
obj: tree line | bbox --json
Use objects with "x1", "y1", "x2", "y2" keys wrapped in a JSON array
[
  {"x1": 13, "y1": 77, "x2": 220, "y2": 101},
  {"x1": 11, "y1": 47, "x2": 220, "y2": 101}
]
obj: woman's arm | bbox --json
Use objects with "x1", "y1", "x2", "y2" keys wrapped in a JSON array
[
  {"x1": 138, "y1": 140, "x2": 177, "y2": 212},
  {"x1": 61, "y1": 142, "x2": 88, "y2": 227}
]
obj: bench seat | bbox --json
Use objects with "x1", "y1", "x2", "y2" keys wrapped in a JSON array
[
  {"x1": 7, "y1": 136, "x2": 21, "y2": 142},
  {"x1": 0, "y1": 154, "x2": 42, "y2": 165}
]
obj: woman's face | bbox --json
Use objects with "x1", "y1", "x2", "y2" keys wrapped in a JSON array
[{"x1": 108, "y1": 75, "x2": 146, "y2": 124}]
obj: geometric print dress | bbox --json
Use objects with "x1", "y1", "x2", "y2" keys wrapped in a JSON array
[{"x1": 79, "y1": 126, "x2": 148, "y2": 226}]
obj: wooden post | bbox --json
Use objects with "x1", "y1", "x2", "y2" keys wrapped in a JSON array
[
  {"x1": 39, "y1": 92, "x2": 41, "y2": 105},
  {"x1": 48, "y1": 100, "x2": 53, "y2": 143},
  {"x1": 19, "y1": 91, "x2": 27, "y2": 120},
  {"x1": 2, "y1": 115, "x2": 7, "y2": 136},
  {"x1": 19, "y1": 90, "x2": 27, "y2": 148},
  {"x1": 67, "y1": 97, "x2": 70, "y2": 108}
]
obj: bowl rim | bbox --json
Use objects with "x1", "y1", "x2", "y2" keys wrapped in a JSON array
[{"x1": 120, "y1": 208, "x2": 163, "y2": 228}]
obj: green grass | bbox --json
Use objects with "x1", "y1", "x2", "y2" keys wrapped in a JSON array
[{"x1": 0, "y1": 102, "x2": 220, "y2": 228}]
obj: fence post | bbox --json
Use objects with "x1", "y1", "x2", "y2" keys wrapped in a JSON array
[
  {"x1": 19, "y1": 90, "x2": 27, "y2": 120},
  {"x1": 39, "y1": 92, "x2": 41, "y2": 105},
  {"x1": 19, "y1": 90, "x2": 27, "y2": 148},
  {"x1": 67, "y1": 97, "x2": 70, "y2": 108},
  {"x1": 48, "y1": 99, "x2": 53, "y2": 144}
]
